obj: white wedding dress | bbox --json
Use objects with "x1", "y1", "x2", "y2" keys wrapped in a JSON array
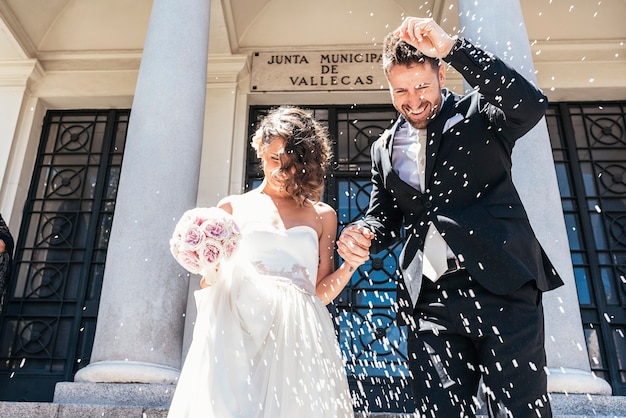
[{"x1": 168, "y1": 209, "x2": 354, "y2": 417}]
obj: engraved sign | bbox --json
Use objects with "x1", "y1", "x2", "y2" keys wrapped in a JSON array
[{"x1": 251, "y1": 50, "x2": 388, "y2": 92}]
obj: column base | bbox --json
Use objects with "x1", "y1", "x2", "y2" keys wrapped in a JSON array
[
  {"x1": 548, "y1": 367, "x2": 612, "y2": 395},
  {"x1": 74, "y1": 360, "x2": 180, "y2": 384}
]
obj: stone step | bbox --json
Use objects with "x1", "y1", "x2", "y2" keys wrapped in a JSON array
[
  {"x1": 0, "y1": 399, "x2": 625, "y2": 418},
  {"x1": 0, "y1": 406, "x2": 623, "y2": 418},
  {"x1": 1, "y1": 390, "x2": 625, "y2": 417}
]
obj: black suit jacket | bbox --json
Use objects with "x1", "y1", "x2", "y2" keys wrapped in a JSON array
[{"x1": 355, "y1": 38, "x2": 564, "y2": 321}]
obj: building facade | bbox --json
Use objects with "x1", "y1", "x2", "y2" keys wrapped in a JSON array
[{"x1": 0, "y1": 0, "x2": 625, "y2": 413}]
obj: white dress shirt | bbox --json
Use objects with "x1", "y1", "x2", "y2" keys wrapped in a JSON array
[
  {"x1": 391, "y1": 120, "x2": 456, "y2": 279},
  {"x1": 392, "y1": 122, "x2": 425, "y2": 191}
]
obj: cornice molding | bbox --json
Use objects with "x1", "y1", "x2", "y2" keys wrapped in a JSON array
[
  {"x1": 530, "y1": 39, "x2": 626, "y2": 63},
  {"x1": 0, "y1": 58, "x2": 43, "y2": 87},
  {"x1": 36, "y1": 50, "x2": 143, "y2": 72},
  {"x1": 206, "y1": 54, "x2": 248, "y2": 85}
]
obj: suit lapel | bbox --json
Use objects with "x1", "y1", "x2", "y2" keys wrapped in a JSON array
[
  {"x1": 380, "y1": 118, "x2": 400, "y2": 181},
  {"x1": 424, "y1": 91, "x2": 456, "y2": 186}
]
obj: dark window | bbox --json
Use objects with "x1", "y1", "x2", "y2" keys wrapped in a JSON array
[
  {"x1": 0, "y1": 110, "x2": 129, "y2": 401},
  {"x1": 547, "y1": 102, "x2": 626, "y2": 395}
]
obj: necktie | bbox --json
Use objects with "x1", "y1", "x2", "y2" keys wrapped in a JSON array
[{"x1": 416, "y1": 129, "x2": 449, "y2": 282}]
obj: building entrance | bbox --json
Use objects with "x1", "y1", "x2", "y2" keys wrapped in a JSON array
[{"x1": 2, "y1": 103, "x2": 625, "y2": 405}]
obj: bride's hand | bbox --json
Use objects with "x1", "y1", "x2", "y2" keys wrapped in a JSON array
[
  {"x1": 337, "y1": 225, "x2": 373, "y2": 268},
  {"x1": 200, "y1": 263, "x2": 220, "y2": 288}
]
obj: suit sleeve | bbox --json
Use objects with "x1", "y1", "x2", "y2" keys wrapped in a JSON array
[
  {"x1": 443, "y1": 37, "x2": 548, "y2": 146},
  {"x1": 352, "y1": 141, "x2": 404, "y2": 254}
]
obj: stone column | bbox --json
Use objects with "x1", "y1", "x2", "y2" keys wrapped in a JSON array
[
  {"x1": 73, "y1": 0, "x2": 210, "y2": 384},
  {"x1": 457, "y1": 0, "x2": 610, "y2": 394},
  {"x1": 181, "y1": 58, "x2": 247, "y2": 356}
]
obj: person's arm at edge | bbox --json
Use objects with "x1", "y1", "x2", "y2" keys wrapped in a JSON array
[{"x1": 0, "y1": 215, "x2": 14, "y2": 256}]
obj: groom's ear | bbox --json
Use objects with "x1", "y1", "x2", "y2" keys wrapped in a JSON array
[{"x1": 438, "y1": 62, "x2": 446, "y2": 87}]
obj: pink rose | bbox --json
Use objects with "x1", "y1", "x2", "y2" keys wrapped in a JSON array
[
  {"x1": 230, "y1": 221, "x2": 240, "y2": 236},
  {"x1": 176, "y1": 248, "x2": 202, "y2": 274},
  {"x1": 201, "y1": 219, "x2": 228, "y2": 240},
  {"x1": 201, "y1": 239, "x2": 222, "y2": 265},
  {"x1": 183, "y1": 224, "x2": 205, "y2": 250},
  {"x1": 222, "y1": 235, "x2": 240, "y2": 259}
]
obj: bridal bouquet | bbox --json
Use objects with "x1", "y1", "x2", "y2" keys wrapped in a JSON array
[{"x1": 169, "y1": 207, "x2": 241, "y2": 276}]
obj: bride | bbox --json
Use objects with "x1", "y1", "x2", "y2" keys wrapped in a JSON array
[{"x1": 167, "y1": 106, "x2": 370, "y2": 418}]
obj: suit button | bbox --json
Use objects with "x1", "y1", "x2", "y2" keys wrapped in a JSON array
[{"x1": 424, "y1": 201, "x2": 432, "y2": 208}]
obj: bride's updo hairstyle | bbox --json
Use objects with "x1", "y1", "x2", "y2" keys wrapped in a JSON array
[{"x1": 251, "y1": 106, "x2": 332, "y2": 206}]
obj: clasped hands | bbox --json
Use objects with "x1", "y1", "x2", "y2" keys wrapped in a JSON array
[{"x1": 337, "y1": 225, "x2": 374, "y2": 269}]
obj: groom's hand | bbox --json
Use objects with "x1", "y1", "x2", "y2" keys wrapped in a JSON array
[
  {"x1": 394, "y1": 17, "x2": 455, "y2": 58},
  {"x1": 337, "y1": 225, "x2": 373, "y2": 268}
]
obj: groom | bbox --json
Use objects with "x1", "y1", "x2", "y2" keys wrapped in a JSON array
[{"x1": 338, "y1": 17, "x2": 564, "y2": 418}]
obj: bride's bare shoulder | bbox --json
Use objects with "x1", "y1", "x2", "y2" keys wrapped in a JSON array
[
  {"x1": 313, "y1": 201, "x2": 337, "y2": 217},
  {"x1": 216, "y1": 195, "x2": 237, "y2": 214},
  {"x1": 218, "y1": 189, "x2": 263, "y2": 214}
]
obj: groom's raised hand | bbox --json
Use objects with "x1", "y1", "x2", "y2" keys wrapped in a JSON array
[{"x1": 394, "y1": 17, "x2": 455, "y2": 59}]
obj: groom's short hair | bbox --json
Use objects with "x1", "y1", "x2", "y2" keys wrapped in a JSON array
[{"x1": 382, "y1": 33, "x2": 442, "y2": 78}]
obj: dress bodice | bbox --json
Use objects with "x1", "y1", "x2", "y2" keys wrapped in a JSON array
[{"x1": 233, "y1": 219, "x2": 319, "y2": 294}]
